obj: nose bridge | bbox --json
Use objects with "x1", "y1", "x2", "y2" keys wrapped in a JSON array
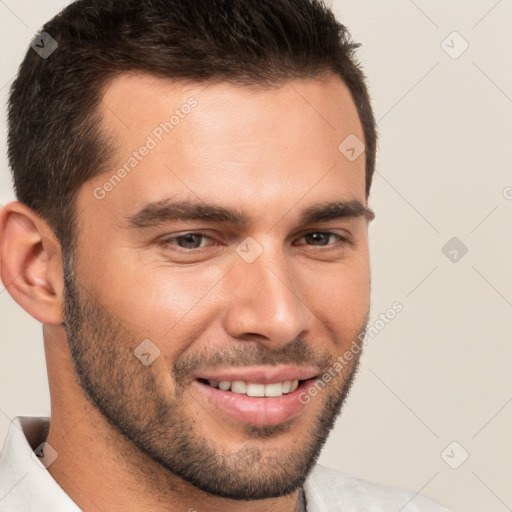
[{"x1": 223, "y1": 241, "x2": 313, "y2": 344}]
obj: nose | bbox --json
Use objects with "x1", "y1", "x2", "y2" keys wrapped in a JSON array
[{"x1": 222, "y1": 245, "x2": 315, "y2": 347}]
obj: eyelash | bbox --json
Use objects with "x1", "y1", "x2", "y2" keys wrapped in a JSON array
[{"x1": 159, "y1": 231, "x2": 349, "y2": 252}]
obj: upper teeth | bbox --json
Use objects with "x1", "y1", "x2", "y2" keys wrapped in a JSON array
[{"x1": 207, "y1": 380, "x2": 299, "y2": 397}]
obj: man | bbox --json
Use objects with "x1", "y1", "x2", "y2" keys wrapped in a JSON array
[{"x1": 0, "y1": 0, "x2": 449, "y2": 510}]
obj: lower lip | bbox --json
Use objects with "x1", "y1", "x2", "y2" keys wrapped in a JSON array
[{"x1": 192, "y1": 379, "x2": 315, "y2": 426}]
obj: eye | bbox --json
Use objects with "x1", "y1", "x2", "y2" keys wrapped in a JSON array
[
  {"x1": 160, "y1": 232, "x2": 214, "y2": 250},
  {"x1": 296, "y1": 231, "x2": 348, "y2": 247},
  {"x1": 158, "y1": 230, "x2": 349, "y2": 255}
]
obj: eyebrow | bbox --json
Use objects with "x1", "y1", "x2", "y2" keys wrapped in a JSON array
[{"x1": 127, "y1": 198, "x2": 374, "y2": 229}]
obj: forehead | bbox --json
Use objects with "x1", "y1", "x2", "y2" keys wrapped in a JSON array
[{"x1": 82, "y1": 73, "x2": 366, "y2": 227}]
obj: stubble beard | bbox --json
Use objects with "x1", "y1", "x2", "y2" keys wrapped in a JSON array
[{"x1": 62, "y1": 263, "x2": 366, "y2": 500}]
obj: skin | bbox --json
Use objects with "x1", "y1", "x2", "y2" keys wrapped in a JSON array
[{"x1": 0, "y1": 73, "x2": 372, "y2": 511}]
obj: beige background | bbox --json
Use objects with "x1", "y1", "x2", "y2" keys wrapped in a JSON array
[{"x1": 1, "y1": 1, "x2": 511, "y2": 511}]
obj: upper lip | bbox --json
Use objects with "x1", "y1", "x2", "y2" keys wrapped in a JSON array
[{"x1": 194, "y1": 365, "x2": 319, "y2": 384}]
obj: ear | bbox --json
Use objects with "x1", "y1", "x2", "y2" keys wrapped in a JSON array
[{"x1": 0, "y1": 201, "x2": 64, "y2": 325}]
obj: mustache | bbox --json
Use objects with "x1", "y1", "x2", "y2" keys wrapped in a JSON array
[{"x1": 172, "y1": 336, "x2": 333, "y2": 384}]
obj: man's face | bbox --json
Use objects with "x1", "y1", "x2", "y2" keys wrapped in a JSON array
[{"x1": 64, "y1": 74, "x2": 371, "y2": 499}]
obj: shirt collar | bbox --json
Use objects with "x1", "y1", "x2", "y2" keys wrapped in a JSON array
[
  {"x1": 1, "y1": 415, "x2": 327, "y2": 512},
  {"x1": 0, "y1": 416, "x2": 81, "y2": 511}
]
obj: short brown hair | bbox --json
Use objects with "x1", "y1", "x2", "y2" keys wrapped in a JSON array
[{"x1": 8, "y1": 0, "x2": 377, "y2": 250}]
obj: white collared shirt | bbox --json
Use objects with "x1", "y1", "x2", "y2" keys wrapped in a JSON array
[{"x1": 0, "y1": 416, "x2": 449, "y2": 511}]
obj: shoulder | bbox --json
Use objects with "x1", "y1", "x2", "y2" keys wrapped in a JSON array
[{"x1": 304, "y1": 464, "x2": 451, "y2": 512}]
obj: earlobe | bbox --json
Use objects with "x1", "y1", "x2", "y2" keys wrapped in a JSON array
[{"x1": 0, "y1": 201, "x2": 64, "y2": 325}]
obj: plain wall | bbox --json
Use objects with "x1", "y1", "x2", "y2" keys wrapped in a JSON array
[{"x1": 1, "y1": 1, "x2": 511, "y2": 511}]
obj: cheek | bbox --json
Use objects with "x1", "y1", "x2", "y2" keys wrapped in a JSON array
[
  {"x1": 315, "y1": 247, "x2": 370, "y2": 297},
  {"x1": 80, "y1": 235, "x2": 369, "y2": 361},
  {"x1": 89, "y1": 257, "x2": 228, "y2": 352},
  {"x1": 303, "y1": 257, "x2": 370, "y2": 338},
  {"x1": 337, "y1": 261, "x2": 371, "y2": 317}
]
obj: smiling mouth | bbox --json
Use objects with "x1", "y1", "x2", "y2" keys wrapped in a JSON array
[
  {"x1": 198, "y1": 378, "x2": 303, "y2": 397},
  {"x1": 193, "y1": 375, "x2": 318, "y2": 425}
]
